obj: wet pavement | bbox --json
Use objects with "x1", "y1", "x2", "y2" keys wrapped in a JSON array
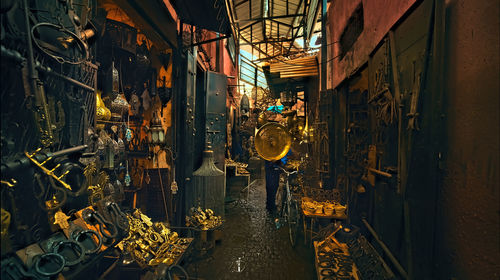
[{"x1": 185, "y1": 179, "x2": 316, "y2": 280}]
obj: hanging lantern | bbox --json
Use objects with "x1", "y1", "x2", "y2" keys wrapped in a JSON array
[
  {"x1": 280, "y1": 89, "x2": 297, "y2": 107},
  {"x1": 105, "y1": 61, "x2": 119, "y2": 99},
  {"x1": 145, "y1": 112, "x2": 165, "y2": 146}
]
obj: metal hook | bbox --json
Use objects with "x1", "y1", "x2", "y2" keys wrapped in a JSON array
[{"x1": 0, "y1": 178, "x2": 17, "y2": 188}]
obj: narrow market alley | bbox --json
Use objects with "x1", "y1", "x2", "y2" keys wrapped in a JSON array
[
  {"x1": 0, "y1": 0, "x2": 498, "y2": 280},
  {"x1": 185, "y1": 178, "x2": 315, "y2": 280}
]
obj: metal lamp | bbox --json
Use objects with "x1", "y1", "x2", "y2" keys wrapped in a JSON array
[
  {"x1": 145, "y1": 112, "x2": 165, "y2": 146},
  {"x1": 280, "y1": 89, "x2": 297, "y2": 107}
]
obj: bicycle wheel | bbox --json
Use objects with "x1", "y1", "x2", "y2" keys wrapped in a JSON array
[
  {"x1": 287, "y1": 198, "x2": 300, "y2": 247},
  {"x1": 275, "y1": 183, "x2": 285, "y2": 215}
]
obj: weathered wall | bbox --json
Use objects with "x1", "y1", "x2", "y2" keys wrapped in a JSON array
[
  {"x1": 327, "y1": 0, "x2": 499, "y2": 278},
  {"x1": 435, "y1": 0, "x2": 500, "y2": 278},
  {"x1": 328, "y1": 0, "x2": 417, "y2": 89}
]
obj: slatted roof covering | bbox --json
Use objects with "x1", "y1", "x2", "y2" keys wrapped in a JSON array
[
  {"x1": 227, "y1": 0, "x2": 320, "y2": 63},
  {"x1": 269, "y1": 54, "x2": 318, "y2": 78}
]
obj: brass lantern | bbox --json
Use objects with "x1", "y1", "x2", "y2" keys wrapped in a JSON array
[
  {"x1": 280, "y1": 89, "x2": 297, "y2": 107},
  {"x1": 145, "y1": 112, "x2": 165, "y2": 146}
]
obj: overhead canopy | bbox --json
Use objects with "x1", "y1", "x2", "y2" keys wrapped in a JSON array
[
  {"x1": 104, "y1": 0, "x2": 178, "y2": 49},
  {"x1": 171, "y1": 0, "x2": 232, "y2": 35},
  {"x1": 228, "y1": 0, "x2": 321, "y2": 63},
  {"x1": 269, "y1": 55, "x2": 318, "y2": 78}
]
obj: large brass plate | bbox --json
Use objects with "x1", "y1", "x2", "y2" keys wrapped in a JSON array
[{"x1": 255, "y1": 122, "x2": 292, "y2": 161}]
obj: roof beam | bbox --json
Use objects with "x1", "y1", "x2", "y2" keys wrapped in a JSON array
[
  {"x1": 262, "y1": 0, "x2": 266, "y2": 43},
  {"x1": 239, "y1": 35, "x2": 272, "y2": 59},
  {"x1": 249, "y1": 0, "x2": 252, "y2": 18},
  {"x1": 270, "y1": 19, "x2": 292, "y2": 28},
  {"x1": 234, "y1": 14, "x2": 305, "y2": 23},
  {"x1": 240, "y1": 38, "x2": 295, "y2": 45},
  {"x1": 240, "y1": 20, "x2": 261, "y2": 31},
  {"x1": 287, "y1": 0, "x2": 305, "y2": 53}
]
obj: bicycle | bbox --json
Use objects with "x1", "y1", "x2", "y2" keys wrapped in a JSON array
[{"x1": 274, "y1": 166, "x2": 300, "y2": 247}]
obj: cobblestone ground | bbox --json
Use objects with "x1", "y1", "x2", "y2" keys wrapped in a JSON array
[{"x1": 185, "y1": 179, "x2": 316, "y2": 280}]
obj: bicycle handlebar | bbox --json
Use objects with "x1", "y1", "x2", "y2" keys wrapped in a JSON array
[{"x1": 277, "y1": 165, "x2": 298, "y2": 176}]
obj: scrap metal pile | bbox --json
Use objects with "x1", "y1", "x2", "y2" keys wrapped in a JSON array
[
  {"x1": 185, "y1": 207, "x2": 223, "y2": 230},
  {"x1": 117, "y1": 209, "x2": 190, "y2": 268}
]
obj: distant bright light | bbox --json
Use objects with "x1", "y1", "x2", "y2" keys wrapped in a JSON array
[
  {"x1": 310, "y1": 34, "x2": 321, "y2": 48},
  {"x1": 295, "y1": 33, "x2": 321, "y2": 50}
]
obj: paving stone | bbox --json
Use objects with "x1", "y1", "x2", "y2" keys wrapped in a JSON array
[{"x1": 185, "y1": 179, "x2": 316, "y2": 279}]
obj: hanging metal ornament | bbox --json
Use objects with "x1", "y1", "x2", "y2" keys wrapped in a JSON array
[
  {"x1": 130, "y1": 93, "x2": 141, "y2": 116},
  {"x1": 109, "y1": 93, "x2": 129, "y2": 121},
  {"x1": 170, "y1": 157, "x2": 177, "y2": 195},
  {"x1": 124, "y1": 160, "x2": 131, "y2": 187},
  {"x1": 141, "y1": 88, "x2": 152, "y2": 111},
  {"x1": 125, "y1": 127, "x2": 132, "y2": 142}
]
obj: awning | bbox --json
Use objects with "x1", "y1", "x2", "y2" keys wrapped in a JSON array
[
  {"x1": 269, "y1": 55, "x2": 318, "y2": 78},
  {"x1": 104, "y1": 0, "x2": 178, "y2": 49},
  {"x1": 171, "y1": 0, "x2": 232, "y2": 35}
]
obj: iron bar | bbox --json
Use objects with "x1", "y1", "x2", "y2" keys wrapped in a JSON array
[
  {"x1": 235, "y1": 14, "x2": 306, "y2": 22},
  {"x1": 361, "y1": 218, "x2": 409, "y2": 280},
  {"x1": 271, "y1": 18, "x2": 292, "y2": 28},
  {"x1": 262, "y1": 0, "x2": 267, "y2": 46},
  {"x1": 0, "y1": 47, "x2": 95, "y2": 92},
  {"x1": 286, "y1": 0, "x2": 304, "y2": 53},
  {"x1": 240, "y1": 20, "x2": 261, "y2": 31},
  {"x1": 188, "y1": 34, "x2": 231, "y2": 47},
  {"x1": 239, "y1": 35, "x2": 272, "y2": 59},
  {"x1": 249, "y1": 0, "x2": 252, "y2": 18},
  {"x1": 240, "y1": 38, "x2": 295, "y2": 45},
  {"x1": 320, "y1": 0, "x2": 327, "y2": 91}
]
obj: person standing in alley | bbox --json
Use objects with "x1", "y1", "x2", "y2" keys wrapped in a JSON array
[{"x1": 265, "y1": 159, "x2": 281, "y2": 214}]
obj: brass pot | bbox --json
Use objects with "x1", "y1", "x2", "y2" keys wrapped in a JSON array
[{"x1": 96, "y1": 91, "x2": 111, "y2": 129}]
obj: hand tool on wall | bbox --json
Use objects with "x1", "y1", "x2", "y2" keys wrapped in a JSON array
[{"x1": 22, "y1": 0, "x2": 54, "y2": 147}]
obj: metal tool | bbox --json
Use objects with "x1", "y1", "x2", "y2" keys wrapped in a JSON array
[
  {"x1": 82, "y1": 209, "x2": 118, "y2": 240},
  {"x1": 25, "y1": 148, "x2": 72, "y2": 191},
  {"x1": 71, "y1": 229, "x2": 102, "y2": 255},
  {"x1": 51, "y1": 240, "x2": 85, "y2": 266},
  {"x1": 33, "y1": 253, "x2": 66, "y2": 277}
]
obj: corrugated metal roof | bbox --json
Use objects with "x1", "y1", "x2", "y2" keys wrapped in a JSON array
[{"x1": 229, "y1": 0, "x2": 312, "y2": 62}]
